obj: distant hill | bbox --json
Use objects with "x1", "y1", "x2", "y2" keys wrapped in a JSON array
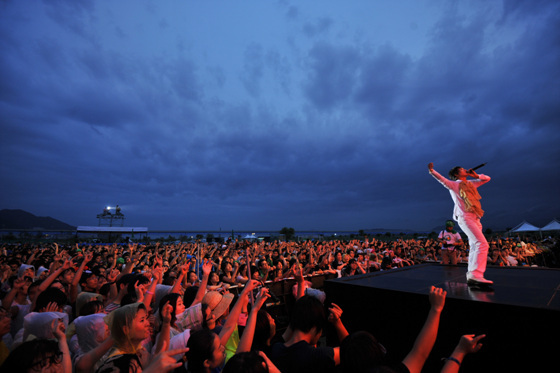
[{"x1": 0, "y1": 209, "x2": 76, "y2": 230}]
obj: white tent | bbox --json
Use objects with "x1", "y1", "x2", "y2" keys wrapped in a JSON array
[
  {"x1": 509, "y1": 221, "x2": 541, "y2": 233},
  {"x1": 541, "y1": 219, "x2": 560, "y2": 231}
]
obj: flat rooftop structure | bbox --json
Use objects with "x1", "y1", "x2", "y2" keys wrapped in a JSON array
[{"x1": 77, "y1": 226, "x2": 148, "y2": 233}]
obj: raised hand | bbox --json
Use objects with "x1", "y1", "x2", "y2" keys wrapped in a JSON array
[
  {"x1": 84, "y1": 251, "x2": 94, "y2": 263},
  {"x1": 328, "y1": 303, "x2": 344, "y2": 323},
  {"x1": 42, "y1": 302, "x2": 61, "y2": 313},
  {"x1": 155, "y1": 255, "x2": 163, "y2": 268},
  {"x1": 179, "y1": 263, "x2": 190, "y2": 276},
  {"x1": 144, "y1": 341, "x2": 188, "y2": 373},
  {"x1": 12, "y1": 277, "x2": 26, "y2": 291},
  {"x1": 242, "y1": 279, "x2": 260, "y2": 295},
  {"x1": 457, "y1": 334, "x2": 486, "y2": 355},
  {"x1": 152, "y1": 266, "x2": 163, "y2": 282},
  {"x1": 202, "y1": 260, "x2": 213, "y2": 276},
  {"x1": 429, "y1": 286, "x2": 446, "y2": 312},
  {"x1": 254, "y1": 287, "x2": 271, "y2": 309},
  {"x1": 107, "y1": 268, "x2": 119, "y2": 283},
  {"x1": 161, "y1": 301, "x2": 173, "y2": 324},
  {"x1": 133, "y1": 281, "x2": 145, "y2": 303},
  {"x1": 52, "y1": 318, "x2": 66, "y2": 340},
  {"x1": 61, "y1": 259, "x2": 72, "y2": 271}
]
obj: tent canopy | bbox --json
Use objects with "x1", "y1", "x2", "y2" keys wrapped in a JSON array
[
  {"x1": 509, "y1": 221, "x2": 541, "y2": 232},
  {"x1": 541, "y1": 220, "x2": 560, "y2": 231}
]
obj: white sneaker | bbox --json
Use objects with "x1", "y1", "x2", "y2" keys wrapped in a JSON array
[{"x1": 466, "y1": 274, "x2": 493, "y2": 285}]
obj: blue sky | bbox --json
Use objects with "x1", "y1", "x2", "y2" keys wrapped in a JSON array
[{"x1": 1, "y1": 0, "x2": 559, "y2": 232}]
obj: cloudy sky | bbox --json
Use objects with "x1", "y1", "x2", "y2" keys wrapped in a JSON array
[{"x1": 1, "y1": 0, "x2": 559, "y2": 233}]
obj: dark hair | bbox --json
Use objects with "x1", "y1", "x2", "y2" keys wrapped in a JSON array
[
  {"x1": 79, "y1": 271, "x2": 96, "y2": 285},
  {"x1": 120, "y1": 293, "x2": 138, "y2": 307},
  {"x1": 183, "y1": 286, "x2": 199, "y2": 308},
  {"x1": 208, "y1": 271, "x2": 220, "y2": 285},
  {"x1": 221, "y1": 261, "x2": 231, "y2": 273},
  {"x1": 340, "y1": 331, "x2": 386, "y2": 373},
  {"x1": 186, "y1": 329, "x2": 218, "y2": 373},
  {"x1": 28, "y1": 279, "x2": 42, "y2": 293},
  {"x1": 34, "y1": 287, "x2": 67, "y2": 312},
  {"x1": 252, "y1": 310, "x2": 273, "y2": 351},
  {"x1": 448, "y1": 166, "x2": 462, "y2": 181},
  {"x1": 79, "y1": 300, "x2": 104, "y2": 316},
  {"x1": 126, "y1": 274, "x2": 150, "y2": 295},
  {"x1": 99, "y1": 283, "x2": 112, "y2": 297},
  {"x1": 288, "y1": 295, "x2": 326, "y2": 334},
  {"x1": 158, "y1": 293, "x2": 180, "y2": 329},
  {"x1": 61, "y1": 267, "x2": 76, "y2": 277},
  {"x1": 116, "y1": 273, "x2": 135, "y2": 288},
  {"x1": 250, "y1": 266, "x2": 259, "y2": 277},
  {"x1": 223, "y1": 351, "x2": 268, "y2": 373},
  {"x1": 0, "y1": 339, "x2": 62, "y2": 373}
]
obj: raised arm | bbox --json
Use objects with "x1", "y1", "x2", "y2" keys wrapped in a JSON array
[
  {"x1": 75, "y1": 336, "x2": 113, "y2": 373},
  {"x1": 294, "y1": 265, "x2": 306, "y2": 300},
  {"x1": 70, "y1": 251, "x2": 94, "y2": 303},
  {"x1": 441, "y1": 334, "x2": 486, "y2": 373},
  {"x1": 219, "y1": 279, "x2": 259, "y2": 347},
  {"x1": 143, "y1": 266, "x2": 163, "y2": 312},
  {"x1": 328, "y1": 303, "x2": 349, "y2": 342},
  {"x1": 2, "y1": 277, "x2": 25, "y2": 312},
  {"x1": 190, "y1": 260, "x2": 212, "y2": 306},
  {"x1": 402, "y1": 286, "x2": 446, "y2": 373},
  {"x1": 37, "y1": 259, "x2": 72, "y2": 294},
  {"x1": 427, "y1": 163, "x2": 455, "y2": 190},
  {"x1": 53, "y1": 319, "x2": 72, "y2": 373},
  {"x1": 328, "y1": 302, "x2": 349, "y2": 366},
  {"x1": 237, "y1": 287, "x2": 270, "y2": 353},
  {"x1": 170, "y1": 263, "x2": 189, "y2": 295},
  {"x1": 154, "y1": 301, "x2": 173, "y2": 355}
]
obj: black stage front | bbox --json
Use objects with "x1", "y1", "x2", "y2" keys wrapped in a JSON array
[{"x1": 323, "y1": 264, "x2": 560, "y2": 372}]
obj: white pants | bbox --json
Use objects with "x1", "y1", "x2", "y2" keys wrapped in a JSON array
[{"x1": 457, "y1": 214, "x2": 488, "y2": 279}]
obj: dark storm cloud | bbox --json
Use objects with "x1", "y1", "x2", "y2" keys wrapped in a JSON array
[
  {"x1": 302, "y1": 17, "x2": 334, "y2": 38},
  {"x1": 240, "y1": 43, "x2": 265, "y2": 97},
  {"x1": 0, "y1": 1, "x2": 558, "y2": 231},
  {"x1": 304, "y1": 43, "x2": 362, "y2": 109},
  {"x1": 294, "y1": 1, "x2": 559, "y2": 230}
]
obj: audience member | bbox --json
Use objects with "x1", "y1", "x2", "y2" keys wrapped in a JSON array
[{"x1": 0, "y1": 235, "x2": 552, "y2": 372}]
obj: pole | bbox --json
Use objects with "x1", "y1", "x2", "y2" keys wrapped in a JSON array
[
  {"x1": 246, "y1": 243, "x2": 254, "y2": 304},
  {"x1": 197, "y1": 241, "x2": 201, "y2": 280}
]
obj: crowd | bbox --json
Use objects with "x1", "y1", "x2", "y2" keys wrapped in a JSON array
[{"x1": 0, "y1": 234, "x2": 555, "y2": 372}]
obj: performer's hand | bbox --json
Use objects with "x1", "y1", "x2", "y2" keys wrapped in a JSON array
[
  {"x1": 467, "y1": 169, "x2": 479, "y2": 178},
  {"x1": 428, "y1": 162, "x2": 434, "y2": 171}
]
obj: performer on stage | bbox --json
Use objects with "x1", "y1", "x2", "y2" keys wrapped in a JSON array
[
  {"x1": 428, "y1": 163, "x2": 492, "y2": 286},
  {"x1": 438, "y1": 220, "x2": 463, "y2": 265}
]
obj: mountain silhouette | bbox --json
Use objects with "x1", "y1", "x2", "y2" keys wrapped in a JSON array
[{"x1": 0, "y1": 209, "x2": 76, "y2": 230}]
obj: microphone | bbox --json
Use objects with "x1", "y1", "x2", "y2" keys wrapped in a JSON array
[{"x1": 471, "y1": 163, "x2": 487, "y2": 171}]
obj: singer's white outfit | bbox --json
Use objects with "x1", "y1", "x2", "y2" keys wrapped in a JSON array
[{"x1": 429, "y1": 169, "x2": 490, "y2": 280}]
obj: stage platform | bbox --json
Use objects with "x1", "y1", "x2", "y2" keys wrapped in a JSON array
[{"x1": 323, "y1": 264, "x2": 560, "y2": 372}]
